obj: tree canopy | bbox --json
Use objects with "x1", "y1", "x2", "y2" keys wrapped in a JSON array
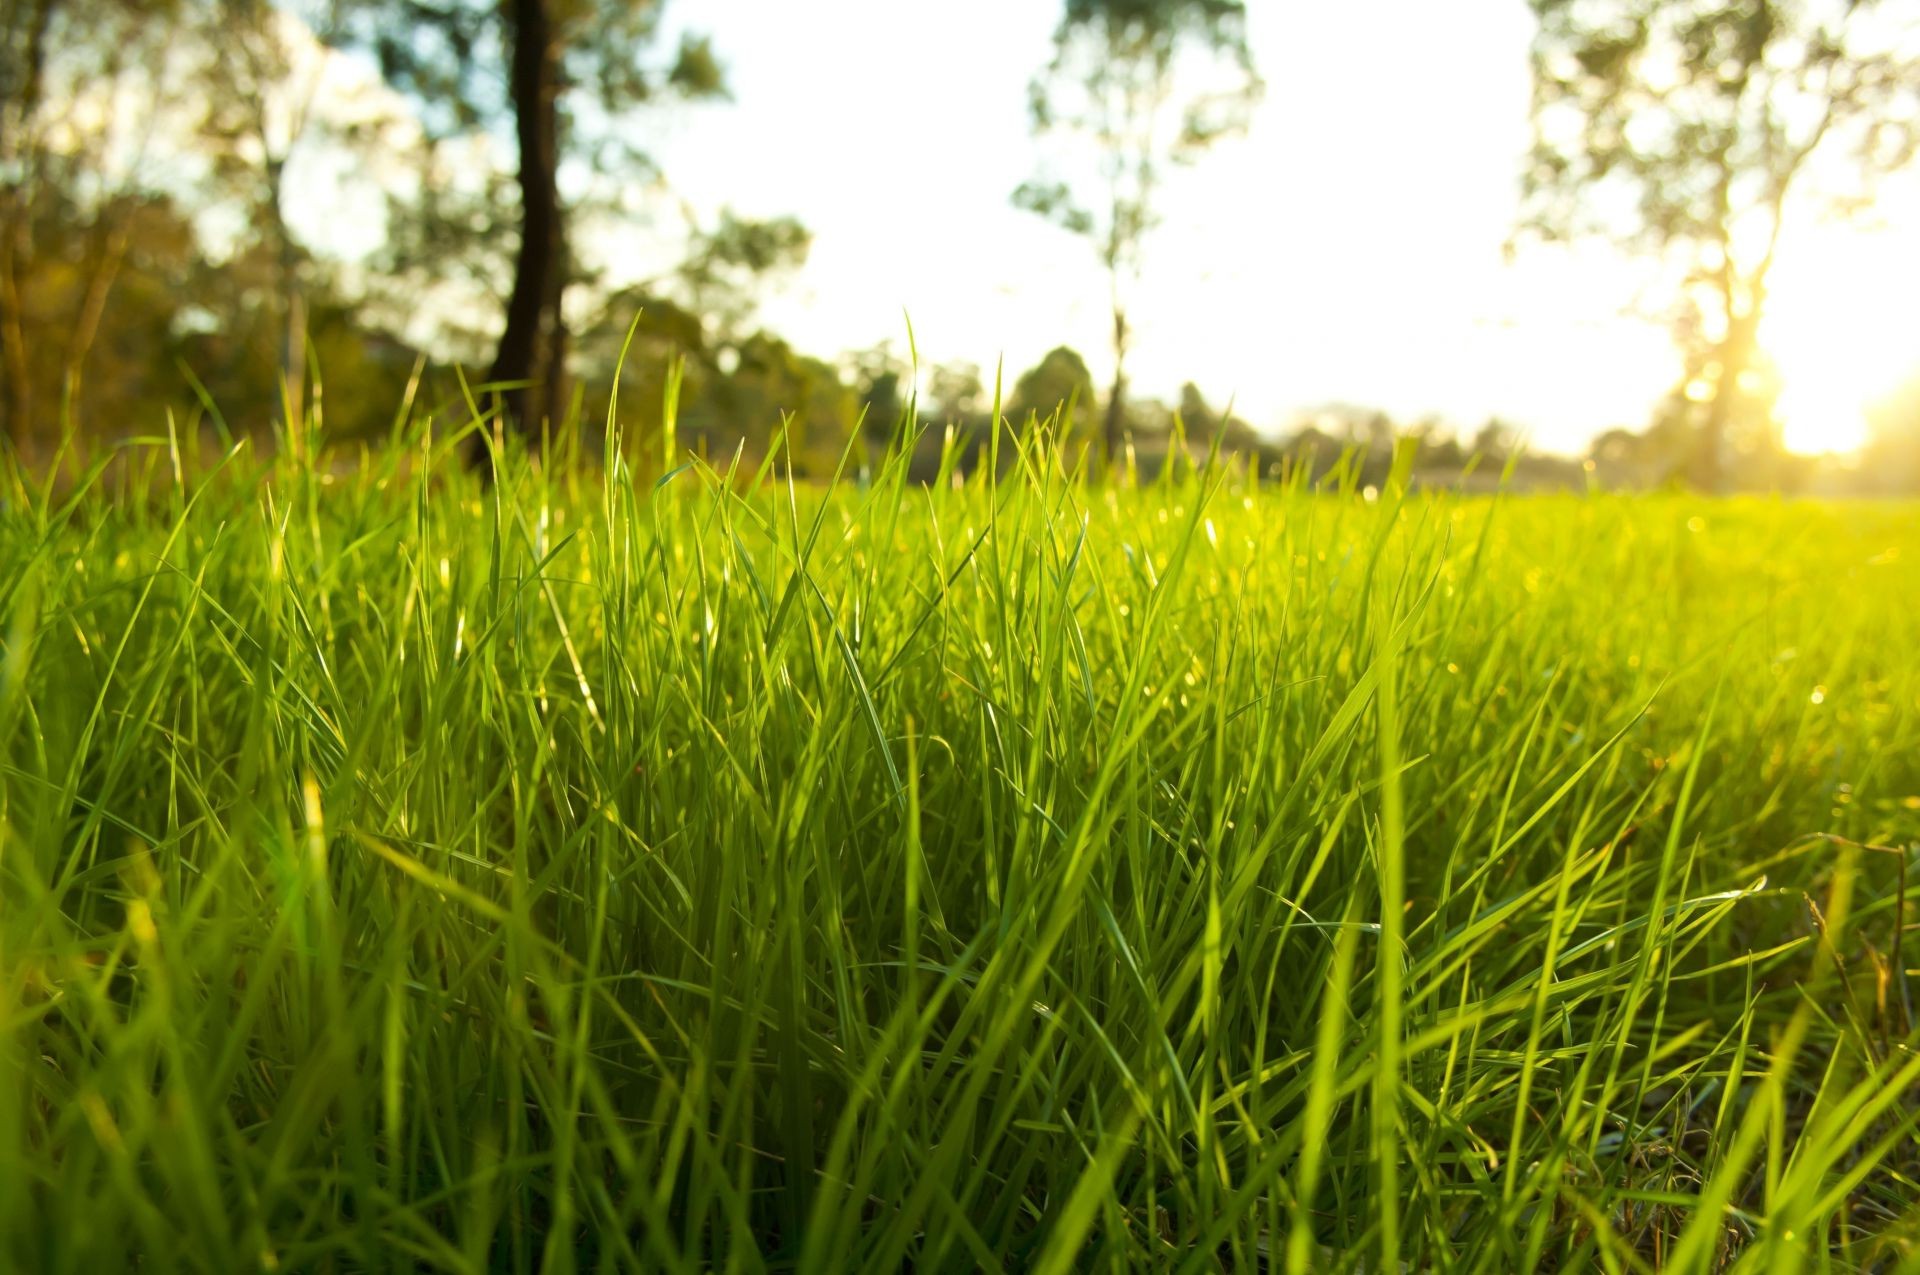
[
  {"x1": 1520, "y1": 0, "x2": 1920, "y2": 487},
  {"x1": 328, "y1": 0, "x2": 729, "y2": 449},
  {"x1": 1014, "y1": 0, "x2": 1261, "y2": 467}
]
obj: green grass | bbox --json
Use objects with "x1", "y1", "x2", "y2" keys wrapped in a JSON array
[{"x1": 2, "y1": 411, "x2": 1918, "y2": 1272}]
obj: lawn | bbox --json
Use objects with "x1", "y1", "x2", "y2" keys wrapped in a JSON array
[{"x1": 2, "y1": 421, "x2": 1917, "y2": 1271}]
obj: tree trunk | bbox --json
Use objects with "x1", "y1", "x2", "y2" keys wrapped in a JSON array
[
  {"x1": 265, "y1": 156, "x2": 307, "y2": 439},
  {"x1": 1696, "y1": 368, "x2": 1730, "y2": 493},
  {"x1": 1695, "y1": 271, "x2": 1767, "y2": 493},
  {"x1": 1103, "y1": 304, "x2": 1128, "y2": 473},
  {"x1": 60, "y1": 211, "x2": 132, "y2": 433},
  {"x1": 482, "y1": 0, "x2": 561, "y2": 464}
]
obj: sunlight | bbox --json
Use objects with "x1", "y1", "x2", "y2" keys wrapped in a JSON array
[{"x1": 1762, "y1": 209, "x2": 1920, "y2": 455}]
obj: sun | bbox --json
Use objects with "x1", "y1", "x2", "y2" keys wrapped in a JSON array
[{"x1": 1760, "y1": 208, "x2": 1920, "y2": 455}]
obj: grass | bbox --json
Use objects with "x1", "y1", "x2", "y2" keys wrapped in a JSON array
[{"x1": 1, "y1": 403, "x2": 1918, "y2": 1271}]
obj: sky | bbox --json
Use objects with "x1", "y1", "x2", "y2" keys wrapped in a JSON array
[
  {"x1": 267, "y1": 0, "x2": 1920, "y2": 456},
  {"x1": 632, "y1": 0, "x2": 1920, "y2": 455}
]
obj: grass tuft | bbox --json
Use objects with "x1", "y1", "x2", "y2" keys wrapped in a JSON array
[{"x1": 1, "y1": 413, "x2": 1918, "y2": 1271}]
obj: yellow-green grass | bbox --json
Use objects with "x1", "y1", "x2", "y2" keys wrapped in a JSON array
[{"x1": 1, "y1": 418, "x2": 1917, "y2": 1271}]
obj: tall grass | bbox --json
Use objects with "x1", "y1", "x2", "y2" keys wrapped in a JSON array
[{"x1": 1, "y1": 405, "x2": 1917, "y2": 1271}]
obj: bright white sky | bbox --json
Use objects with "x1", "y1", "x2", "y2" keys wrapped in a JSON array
[
  {"x1": 641, "y1": 0, "x2": 1920, "y2": 454},
  {"x1": 278, "y1": 0, "x2": 1920, "y2": 455}
]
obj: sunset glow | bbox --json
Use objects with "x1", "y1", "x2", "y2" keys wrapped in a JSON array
[{"x1": 1763, "y1": 208, "x2": 1920, "y2": 455}]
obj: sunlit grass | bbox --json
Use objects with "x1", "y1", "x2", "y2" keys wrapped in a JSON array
[{"x1": 1, "y1": 408, "x2": 1917, "y2": 1271}]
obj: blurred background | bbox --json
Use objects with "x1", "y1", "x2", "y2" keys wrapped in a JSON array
[{"x1": 2, "y1": 0, "x2": 1917, "y2": 491}]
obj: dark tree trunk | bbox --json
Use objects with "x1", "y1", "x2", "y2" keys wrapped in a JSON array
[
  {"x1": 1103, "y1": 305, "x2": 1128, "y2": 473},
  {"x1": 482, "y1": 0, "x2": 562, "y2": 465}
]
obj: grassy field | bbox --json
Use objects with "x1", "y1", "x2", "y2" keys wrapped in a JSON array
[{"x1": 2, "y1": 417, "x2": 1918, "y2": 1272}]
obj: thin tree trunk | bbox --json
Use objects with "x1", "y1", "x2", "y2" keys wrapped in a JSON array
[
  {"x1": 1695, "y1": 350, "x2": 1732, "y2": 494},
  {"x1": 1697, "y1": 269, "x2": 1768, "y2": 493},
  {"x1": 266, "y1": 156, "x2": 307, "y2": 436},
  {"x1": 482, "y1": 0, "x2": 561, "y2": 465},
  {"x1": 60, "y1": 212, "x2": 132, "y2": 435},
  {"x1": 1103, "y1": 304, "x2": 1127, "y2": 473},
  {"x1": 1701, "y1": 97, "x2": 1830, "y2": 490}
]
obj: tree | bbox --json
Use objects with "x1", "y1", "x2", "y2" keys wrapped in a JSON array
[
  {"x1": 1472, "y1": 418, "x2": 1518, "y2": 460},
  {"x1": 200, "y1": 0, "x2": 387, "y2": 430},
  {"x1": 846, "y1": 341, "x2": 909, "y2": 458},
  {"x1": 1520, "y1": 0, "x2": 1920, "y2": 490},
  {"x1": 0, "y1": 0, "x2": 59, "y2": 446},
  {"x1": 0, "y1": 0, "x2": 199, "y2": 458},
  {"x1": 2, "y1": 189, "x2": 200, "y2": 441},
  {"x1": 1175, "y1": 381, "x2": 1216, "y2": 435},
  {"x1": 1013, "y1": 0, "x2": 1261, "y2": 470},
  {"x1": 1007, "y1": 345, "x2": 1097, "y2": 459},
  {"x1": 0, "y1": 0, "x2": 431, "y2": 458},
  {"x1": 334, "y1": 0, "x2": 729, "y2": 454},
  {"x1": 926, "y1": 362, "x2": 985, "y2": 429},
  {"x1": 675, "y1": 209, "x2": 810, "y2": 340},
  {"x1": 712, "y1": 331, "x2": 857, "y2": 474},
  {"x1": 1405, "y1": 417, "x2": 1465, "y2": 471}
]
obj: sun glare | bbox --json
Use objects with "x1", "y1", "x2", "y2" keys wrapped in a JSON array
[{"x1": 1761, "y1": 212, "x2": 1920, "y2": 455}]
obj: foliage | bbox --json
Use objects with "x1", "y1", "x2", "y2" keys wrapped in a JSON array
[
  {"x1": 926, "y1": 360, "x2": 987, "y2": 427},
  {"x1": 325, "y1": 0, "x2": 752, "y2": 438},
  {"x1": 675, "y1": 210, "x2": 812, "y2": 336},
  {"x1": 198, "y1": 0, "x2": 359, "y2": 424},
  {"x1": 0, "y1": 0, "x2": 196, "y2": 454},
  {"x1": 1007, "y1": 344, "x2": 1096, "y2": 437},
  {"x1": 0, "y1": 191, "x2": 198, "y2": 437},
  {"x1": 1520, "y1": 0, "x2": 1920, "y2": 487},
  {"x1": 1014, "y1": 0, "x2": 1262, "y2": 462}
]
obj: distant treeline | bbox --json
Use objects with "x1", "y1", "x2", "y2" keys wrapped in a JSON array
[
  {"x1": 4, "y1": 0, "x2": 1919, "y2": 494},
  {"x1": 12, "y1": 187, "x2": 1920, "y2": 497}
]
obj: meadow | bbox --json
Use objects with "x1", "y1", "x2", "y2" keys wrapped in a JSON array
[{"x1": 1, "y1": 411, "x2": 1917, "y2": 1272}]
